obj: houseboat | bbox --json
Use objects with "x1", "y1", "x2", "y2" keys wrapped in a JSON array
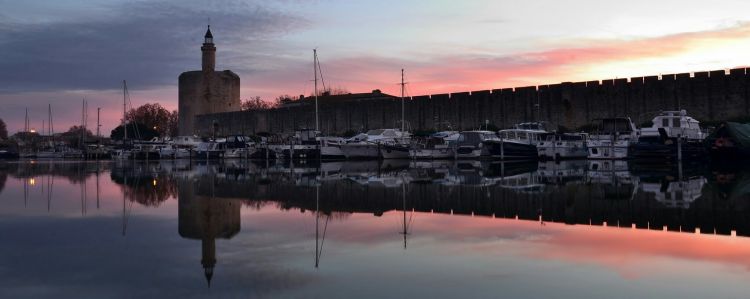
[
  {"x1": 586, "y1": 117, "x2": 638, "y2": 159},
  {"x1": 486, "y1": 122, "x2": 548, "y2": 160},
  {"x1": 537, "y1": 132, "x2": 588, "y2": 160}
]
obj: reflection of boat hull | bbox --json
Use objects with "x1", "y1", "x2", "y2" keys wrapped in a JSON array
[
  {"x1": 280, "y1": 145, "x2": 320, "y2": 160},
  {"x1": 484, "y1": 141, "x2": 538, "y2": 160},
  {"x1": 630, "y1": 139, "x2": 706, "y2": 160}
]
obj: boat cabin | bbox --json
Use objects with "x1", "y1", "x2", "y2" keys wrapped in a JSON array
[{"x1": 640, "y1": 110, "x2": 705, "y2": 140}]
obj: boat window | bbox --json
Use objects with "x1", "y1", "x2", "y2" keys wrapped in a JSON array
[
  {"x1": 672, "y1": 118, "x2": 681, "y2": 128},
  {"x1": 517, "y1": 132, "x2": 527, "y2": 140},
  {"x1": 662, "y1": 118, "x2": 669, "y2": 127}
]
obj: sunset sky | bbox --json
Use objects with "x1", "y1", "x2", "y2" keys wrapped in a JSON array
[{"x1": 3, "y1": 0, "x2": 750, "y2": 134}]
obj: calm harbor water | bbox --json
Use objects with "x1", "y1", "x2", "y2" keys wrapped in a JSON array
[{"x1": 2, "y1": 159, "x2": 750, "y2": 298}]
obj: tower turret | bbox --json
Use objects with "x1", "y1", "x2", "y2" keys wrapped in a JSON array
[{"x1": 201, "y1": 25, "x2": 216, "y2": 72}]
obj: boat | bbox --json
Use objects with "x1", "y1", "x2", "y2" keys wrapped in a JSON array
[
  {"x1": 195, "y1": 141, "x2": 223, "y2": 159},
  {"x1": 130, "y1": 143, "x2": 160, "y2": 160},
  {"x1": 0, "y1": 148, "x2": 19, "y2": 159},
  {"x1": 629, "y1": 110, "x2": 707, "y2": 161},
  {"x1": 341, "y1": 129, "x2": 409, "y2": 159},
  {"x1": 272, "y1": 130, "x2": 321, "y2": 160},
  {"x1": 409, "y1": 131, "x2": 457, "y2": 159},
  {"x1": 486, "y1": 122, "x2": 548, "y2": 160},
  {"x1": 379, "y1": 69, "x2": 413, "y2": 160},
  {"x1": 222, "y1": 135, "x2": 253, "y2": 159},
  {"x1": 706, "y1": 122, "x2": 750, "y2": 161},
  {"x1": 586, "y1": 117, "x2": 638, "y2": 159},
  {"x1": 380, "y1": 139, "x2": 411, "y2": 159},
  {"x1": 111, "y1": 148, "x2": 132, "y2": 160},
  {"x1": 537, "y1": 132, "x2": 588, "y2": 160},
  {"x1": 454, "y1": 131, "x2": 498, "y2": 159},
  {"x1": 318, "y1": 136, "x2": 345, "y2": 159}
]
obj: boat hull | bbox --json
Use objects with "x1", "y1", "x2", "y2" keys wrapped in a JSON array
[
  {"x1": 341, "y1": 143, "x2": 380, "y2": 159},
  {"x1": 409, "y1": 147, "x2": 454, "y2": 159},
  {"x1": 485, "y1": 141, "x2": 538, "y2": 160},
  {"x1": 629, "y1": 139, "x2": 707, "y2": 161},
  {"x1": 380, "y1": 144, "x2": 410, "y2": 159},
  {"x1": 537, "y1": 142, "x2": 588, "y2": 160}
]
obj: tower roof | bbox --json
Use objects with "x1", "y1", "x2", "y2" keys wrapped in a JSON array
[{"x1": 204, "y1": 25, "x2": 213, "y2": 39}]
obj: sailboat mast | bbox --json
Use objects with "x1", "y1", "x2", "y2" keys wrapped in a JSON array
[
  {"x1": 97, "y1": 108, "x2": 101, "y2": 138},
  {"x1": 401, "y1": 69, "x2": 405, "y2": 132},
  {"x1": 314, "y1": 49, "x2": 319, "y2": 132},
  {"x1": 123, "y1": 80, "x2": 128, "y2": 141}
]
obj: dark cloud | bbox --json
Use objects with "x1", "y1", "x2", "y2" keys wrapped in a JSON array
[{"x1": 0, "y1": 0, "x2": 307, "y2": 93}]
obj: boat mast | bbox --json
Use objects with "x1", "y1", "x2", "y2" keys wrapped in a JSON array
[
  {"x1": 123, "y1": 80, "x2": 128, "y2": 142},
  {"x1": 400, "y1": 69, "x2": 405, "y2": 132},
  {"x1": 314, "y1": 49, "x2": 319, "y2": 132},
  {"x1": 97, "y1": 108, "x2": 101, "y2": 139}
]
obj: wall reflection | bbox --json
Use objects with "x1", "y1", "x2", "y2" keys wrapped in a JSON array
[{"x1": 4, "y1": 159, "x2": 750, "y2": 288}]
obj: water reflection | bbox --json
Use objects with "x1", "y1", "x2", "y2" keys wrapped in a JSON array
[
  {"x1": 3, "y1": 160, "x2": 750, "y2": 297},
  {"x1": 178, "y1": 178, "x2": 240, "y2": 286}
]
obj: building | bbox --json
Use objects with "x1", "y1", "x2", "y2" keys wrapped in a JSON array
[{"x1": 178, "y1": 26, "x2": 241, "y2": 136}]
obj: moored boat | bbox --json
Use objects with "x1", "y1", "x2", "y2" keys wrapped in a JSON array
[
  {"x1": 454, "y1": 131, "x2": 497, "y2": 159},
  {"x1": 537, "y1": 132, "x2": 588, "y2": 160},
  {"x1": 409, "y1": 131, "x2": 458, "y2": 159},
  {"x1": 586, "y1": 117, "x2": 638, "y2": 159},
  {"x1": 630, "y1": 110, "x2": 707, "y2": 161},
  {"x1": 487, "y1": 122, "x2": 547, "y2": 160}
]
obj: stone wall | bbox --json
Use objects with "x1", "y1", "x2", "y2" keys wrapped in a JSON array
[
  {"x1": 179, "y1": 70, "x2": 241, "y2": 136},
  {"x1": 196, "y1": 68, "x2": 750, "y2": 136}
]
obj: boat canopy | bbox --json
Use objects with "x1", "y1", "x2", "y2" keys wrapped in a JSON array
[{"x1": 707, "y1": 122, "x2": 750, "y2": 148}]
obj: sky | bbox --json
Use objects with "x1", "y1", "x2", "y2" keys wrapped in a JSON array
[{"x1": 3, "y1": 0, "x2": 750, "y2": 134}]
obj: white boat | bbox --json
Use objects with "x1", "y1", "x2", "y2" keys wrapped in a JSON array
[
  {"x1": 319, "y1": 136, "x2": 345, "y2": 159},
  {"x1": 454, "y1": 131, "x2": 498, "y2": 159},
  {"x1": 37, "y1": 150, "x2": 64, "y2": 159},
  {"x1": 537, "y1": 132, "x2": 588, "y2": 160},
  {"x1": 488, "y1": 122, "x2": 548, "y2": 160},
  {"x1": 341, "y1": 129, "x2": 409, "y2": 159},
  {"x1": 630, "y1": 110, "x2": 707, "y2": 160},
  {"x1": 409, "y1": 131, "x2": 458, "y2": 159},
  {"x1": 158, "y1": 144, "x2": 192, "y2": 159},
  {"x1": 586, "y1": 117, "x2": 638, "y2": 159},
  {"x1": 111, "y1": 149, "x2": 132, "y2": 160}
]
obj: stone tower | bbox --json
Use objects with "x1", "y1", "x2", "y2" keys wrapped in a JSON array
[{"x1": 178, "y1": 26, "x2": 241, "y2": 136}]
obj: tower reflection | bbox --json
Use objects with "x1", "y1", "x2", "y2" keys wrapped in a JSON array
[{"x1": 177, "y1": 177, "x2": 241, "y2": 287}]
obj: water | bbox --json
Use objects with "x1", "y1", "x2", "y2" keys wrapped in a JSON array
[{"x1": 1, "y1": 159, "x2": 750, "y2": 298}]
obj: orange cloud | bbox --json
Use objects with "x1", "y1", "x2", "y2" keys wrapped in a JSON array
[{"x1": 242, "y1": 22, "x2": 750, "y2": 100}]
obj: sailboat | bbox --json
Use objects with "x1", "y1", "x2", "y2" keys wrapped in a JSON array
[
  {"x1": 341, "y1": 70, "x2": 411, "y2": 159},
  {"x1": 37, "y1": 104, "x2": 65, "y2": 159},
  {"x1": 313, "y1": 50, "x2": 346, "y2": 160},
  {"x1": 380, "y1": 69, "x2": 412, "y2": 159}
]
